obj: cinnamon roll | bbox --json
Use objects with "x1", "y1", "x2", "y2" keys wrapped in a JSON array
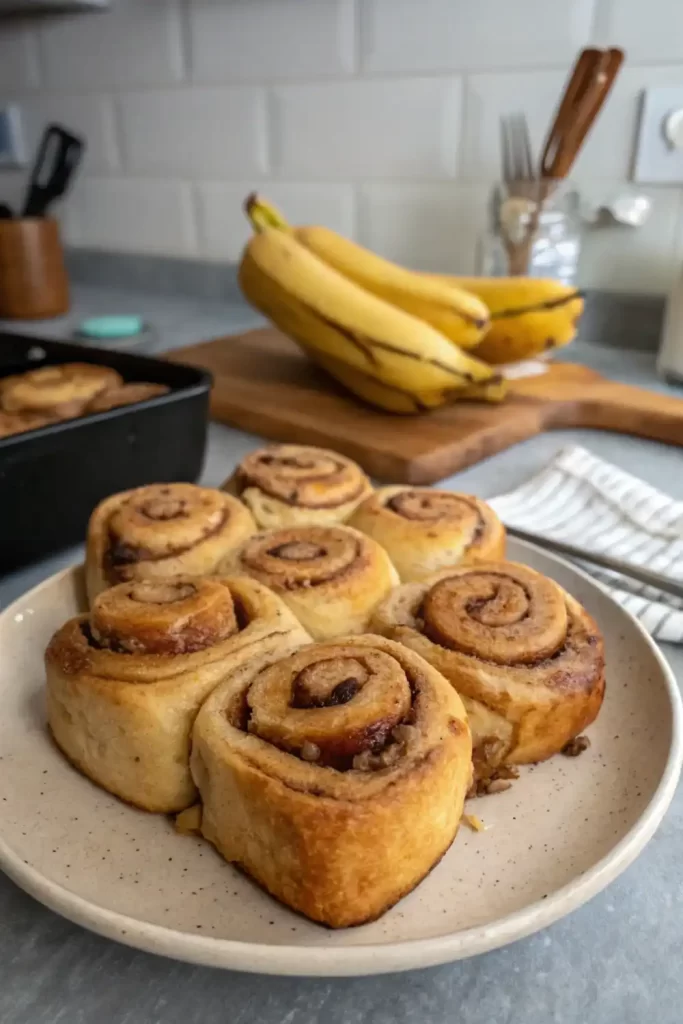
[
  {"x1": 0, "y1": 410, "x2": 54, "y2": 438},
  {"x1": 86, "y1": 382, "x2": 169, "y2": 413},
  {"x1": 372, "y1": 562, "x2": 605, "y2": 770},
  {"x1": 45, "y1": 575, "x2": 310, "y2": 812},
  {"x1": 1, "y1": 363, "x2": 122, "y2": 419},
  {"x1": 191, "y1": 634, "x2": 471, "y2": 927},
  {"x1": 86, "y1": 483, "x2": 256, "y2": 604},
  {"x1": 223, "y1": 444, "x2": 373, "y2": 529},
  {"x1": 220, "y1": 524, "x2": 398, "y2": 640},
  {"x1": 348, "y1": 486, "x2": 505, "y2": 582}
]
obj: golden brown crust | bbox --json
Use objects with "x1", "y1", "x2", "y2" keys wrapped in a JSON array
[
  {"x1": 220, "y1": 524, "x2": 399, "y2": 640},
  {"x1": 371, "y1": 561, "x2": 605, "y2": 767},
  {"x1": 223, "y1": 444, "x2": 373, "y2": 529},
  {"x1": 45, "y1": 575, "x2": 311, "y2": 812},
  {"x1": 348, "y1": 485, "x2": 506, "y2": 582},
  {"x1": 86, "y1": 382, "x2": 169, "y2": 413},
  {"x1": 1, "y1": 363, "x2": 122, "y2": 418},
  {"x1": 191, "y1": 634, "x2": 471, "y2": 927},
  {"x1": 85, "y1": 483, "x2": 256, "y2": 604},
  {"x1": 0, "y1": 410, "x2": 55, "y2": 438}
]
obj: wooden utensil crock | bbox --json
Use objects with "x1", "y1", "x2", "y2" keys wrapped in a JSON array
[{"x1": 0, "y1": 218, "x2": 70, "y2": 319}]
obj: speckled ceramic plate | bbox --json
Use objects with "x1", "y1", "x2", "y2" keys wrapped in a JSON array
[{"x1": 0, "y1": 540, "x2": 680, "y2": 977}]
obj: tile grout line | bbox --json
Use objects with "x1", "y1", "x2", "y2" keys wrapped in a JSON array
[
  {"x1": 175, "y1": 0, "x2": 193, "y2": 84},
  {"x1": 351, "y1": 0, "x2": 362, "y2": 76}
]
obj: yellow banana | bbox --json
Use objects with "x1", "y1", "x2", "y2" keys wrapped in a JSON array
[
  {"x1": 310, "y1": 352, "x2": 506, "y2": 414},
  {"x1": 308, "y1": 352, "x2": 448, "y2": 414},
  {"x1": 244, "y1": 194, "x2": 490, "y2": 350},
  {"x1": 239, "y1": 229, "x2": 494, "y2": 395},
  {"x1": 453, "y1": 377, "x2": 508, "y2": 403},
  {"x1": 245, "y1": 192, "x2": 289, "y2": 233},
  {"x1": 426, "y1": 274, "x2": 584, "y2": 364}
]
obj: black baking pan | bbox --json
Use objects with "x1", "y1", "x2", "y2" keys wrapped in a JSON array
[{"x1": 0, "y1": 332, "x2": 212, "y2": 573}]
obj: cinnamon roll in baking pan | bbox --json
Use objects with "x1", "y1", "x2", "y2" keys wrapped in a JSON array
[
  {"x1": 223, "y1": 443, "x2": 373, "y2": 529},
  {"x1": 191, "y1": 634, "x2": 471, "y2": 927},
  {"x1": 0, "y1": 410, "x2": 55, "y2": 438},
  {"x1": 86, "y1": 483, "x2": 256, "y2": 603},
  {"x1": 348, "y1": 485, "x2": 505, "y2": 582},
  {"x1": 372, "y1": 561, "x2": 605, "y2": 770},
  {"x1": 220, "y1": 524, "x2": 398, "y2": 640},
  {"x1": 86, "y1": 381, "x2": 169, "y2": 413},
  {"x1": 45, "y1": 575, "x2": 310, "y2": 812},
  {"x1": 1, "y1": 363, "x2": 122, "y2": 419}
]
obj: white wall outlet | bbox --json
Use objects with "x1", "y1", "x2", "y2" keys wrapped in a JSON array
[
  {"x1": 634, "y1": 86, "x2": 683, "y2": 184},
  {"x1": 0, "y1": 105, "x2": 25, "y2": 167}
]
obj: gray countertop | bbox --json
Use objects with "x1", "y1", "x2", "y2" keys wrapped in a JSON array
[{"x1": 1, "y1": 288, "x2": 683, "y2": 1024}]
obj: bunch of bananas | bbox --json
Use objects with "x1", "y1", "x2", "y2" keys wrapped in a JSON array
[{"x1": 239, "y1": 195, "x2": 584, "y2": 414}]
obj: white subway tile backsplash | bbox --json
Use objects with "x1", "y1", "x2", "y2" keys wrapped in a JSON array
[
  {"x1": 273, "y1": 78, "x2": 462, "y2": 179},
  {"x1": 578, "y1": 184, "x2": 682, "y2": 294},
  {"x1": 362, "y1": 0, "x2": 595, "y2": 74},
  {"x1": 0, "y1": 171, "x2": 27, "y2": 213},
  {"x1": 358, "y1": 183, "x2": 489, "y2": 273},
  {"x1": 462, "y1": 71, "x2": 567, "y2": 181},
  {"x1": 118, "y1": 88, "x2": 267, "y2": 177},
  {"x1": 64, "y1": 178, "x2": 197, "y2": 254},
  {"x1": 577, "y1": 66, "x2": 683, "y2": 179},
  {"x1": 196, "y1": 182, "x2": 355, "y2": 260},
  {"x1": 0, "y1": 25, "x2": 39, "y2": 91},
  {"x1": 462, "y1": 66, "x2": 683, "y2": 182},
  {"x1": 14, "y1": 95, "x2": 118, "y2": 173},
  {"x1": 188, "y1": 0, "x2": 356, "y2": 82},
  {"x1": 37, "y1": 0, "x2": 184, "y2": 89},
  {"x1": 1, "y1": 0, "x2": 681, "y2": 291},
  {"x1": 594, "y1": 0, "x2": 683, "y2": 64}
]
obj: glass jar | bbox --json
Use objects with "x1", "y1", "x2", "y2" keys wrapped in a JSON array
[{"x1": 478, "y1": 180, "x2": 581, "y2": 286}]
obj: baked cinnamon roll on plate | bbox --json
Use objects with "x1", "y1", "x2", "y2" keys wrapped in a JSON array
[
  {"x1": 220, "y1": 523, "x2": 398, "y2": 640},
  {"x1": 223, "y1": 444, "x2": 372, "y2": 528},
  {"x1": 86, "y1": 482, "x2": 256, "y2": 603},
  {"x1": 46, "y1": 575, "x2": 309, "y2": 812},
  {"x1": 373, "y1": 561, "x2": 605, "y2": 773},
  {"x1": 0, "y1": 539, "x2": 679, "y2": 973},
  {"x1": 349, "y1": 485, "x2": 505, "y2": 582},
  {"x1": 192, "y1": 635, "x2": 470, "y2": 927}
]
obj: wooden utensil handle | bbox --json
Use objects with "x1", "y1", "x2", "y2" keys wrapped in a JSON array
[
  {"x1": 567, "y1": 381, "x2": 683, "y2": 445},
  {"x1": 541, "y1": 48, "x2": 602, "y2": 178}
]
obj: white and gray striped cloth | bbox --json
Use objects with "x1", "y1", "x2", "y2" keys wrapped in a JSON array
[{"x1": 489, "y1": 446, "x2": 683, "y2": 644}]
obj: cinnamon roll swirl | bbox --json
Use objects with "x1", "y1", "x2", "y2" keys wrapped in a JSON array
[
  {"x1": 348, "y1": 486, "x2": 505, "y2": 582},
  {"x1": 372, "y1": 562, "x2": 605, "y2": 769},
  {"x1": 220, "y1": 524, "x2": 398, "y2": 640},
  {"x1": 45, "y1": 575, "x2": 310, "y2": 812},
  {"x1": 1, "y1": 363, "x2": 122, "y2": 419},
  {"x1": 191, "y1": 635, "x2": 471, "y2": 927},
  {"x1": 223, "y1": 444, "x2": 373, "y2": 529},
  {"x1": 86, "y1": 483, "x2": 256, "y2": 604}
]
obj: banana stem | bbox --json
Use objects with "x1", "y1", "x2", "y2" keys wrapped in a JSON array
[{"x1": 244, "y1": 192, "x2": 292, "y2": 234}]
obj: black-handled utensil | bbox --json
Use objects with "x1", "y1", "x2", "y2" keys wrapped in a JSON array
[
  {"x1": 0, "y1": 202, "x2": 13, "y2": 219},
  {"x1": 21, "y1": 124, "x2": 85, "y2": 218}
]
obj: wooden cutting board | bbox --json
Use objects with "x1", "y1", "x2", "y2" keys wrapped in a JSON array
[{"x1": 170, "y1": 327, "x2": 683, "y2": 484}]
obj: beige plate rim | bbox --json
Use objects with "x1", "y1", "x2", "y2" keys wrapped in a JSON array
[{"x1": 0, "y1": 540, "x2": 681, "y2": 977}]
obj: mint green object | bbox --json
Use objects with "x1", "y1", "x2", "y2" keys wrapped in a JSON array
[{"x1": 79, "y1": 316, "x2": 143, "y2": 339}]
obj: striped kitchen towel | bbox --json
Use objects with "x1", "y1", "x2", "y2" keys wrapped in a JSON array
[{"x1": 489, "y1": 445, "x2": 683, "y2": 644}]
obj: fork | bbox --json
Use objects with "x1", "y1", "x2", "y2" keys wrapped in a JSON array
[
  {"x1": 499, "y1": 112, "x2": 539, "y2": 272},
  {"x1": 500, "y1": 112, "x2": 535, "y2": 186}
]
